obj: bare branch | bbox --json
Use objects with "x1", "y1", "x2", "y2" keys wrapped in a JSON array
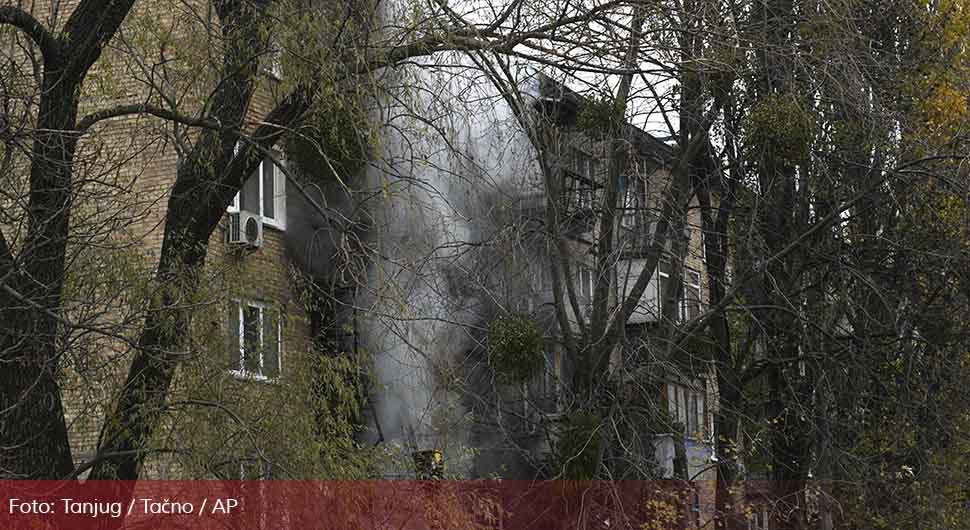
[
  {"x1": 0, "y1": 7, "x2": 61, "y2": 61},
  {"x1": 59, "y1": 0, "x2": 138, "y2": 80},
  {"x1": 76, "y1": 104, "x2": 222, "y2": 134}
]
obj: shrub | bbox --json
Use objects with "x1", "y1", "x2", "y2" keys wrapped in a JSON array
[{"x1": 487, "y1": 313, "x2": 544, "y2": 384}]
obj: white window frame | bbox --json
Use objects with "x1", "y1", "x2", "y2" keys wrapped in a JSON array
[
  {"x1": 579, "y1": 267, "x2": 594, "y2": 300},
  {"x1": 748, "y1": 508, "x2": 770, "y2": 530},
  {"x1": 621, "y1": 184, "x2": 637, "y2": 228},
  {"x1": 525, "y1": 348, "x2": 564, "y2": 432},
  {"x1": 657, "y1": 262, "x2": 670, "y2": 318},
  {"x1": 264, "y1": 39, "x2": 283, "y2": 80},
  {"x1": 229, "y1": 300, "x2": 283, "y2": 381},
  {"x1": 680, "y1": 268, "x2": 702, "y2": 322},
  {"x1": 667, "y1": 380, "x2": 706, "y2": 439},
  {"x1": 570, "y1": 149, "x2": 595, "y2": 209},
  {"x1": 228, "y1": 151, "x2": 287, "y2": 230}
]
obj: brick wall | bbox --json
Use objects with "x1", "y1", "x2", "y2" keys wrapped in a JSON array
[{"x1": 6, "y1": 0, "x2": 315, "y2": 478}]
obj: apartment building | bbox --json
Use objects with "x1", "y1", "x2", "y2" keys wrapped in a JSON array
[
  {"x1": 420, "y1": 74, "x2": 720, "y2": 522},
  {"x1": 0, "y1": 0, "x2": 341, "y2": 479},
  {"x1": 535, "y1": 74, "x2": 718, "y2": 522},
  {"x1": 7, "y1": 1, "x2": 717, "y2": 496}
]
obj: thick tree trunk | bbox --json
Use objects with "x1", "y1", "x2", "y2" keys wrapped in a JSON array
[
  {"x1": 84, "y1": 0, "x2": 273, "y2": 479},
  {"x1": 0, "y1": 341, "x2": 74, "y2": 479},
  {"x1": 88, "y1": 5, "x2": 317, "y2": 474},
  {"x1": 750, "y1": 0, "x2": 815, "y2": 523},
  {"x1": 697, "y1": 173, "x2": 746, "y2": 530},
  {"x1": 0, "y1": 61, "x2": 80, "y2": 479},
  {"x1": 713, "y1": 390, "x2": 744, "y2": 530},
  {"x1": 88, "y1": 119, "x2": 255, "y2": 482},
  {"x1": 0, "y1": 0, "x2": 144, "y2": 479},
  {"x1": 87, "y1": 219, "x2": 207, "y2": 479}
]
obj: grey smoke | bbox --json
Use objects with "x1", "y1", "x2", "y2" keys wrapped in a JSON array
[{"x1": 289, "y1": 62, "x2": 546, "y2": 477}]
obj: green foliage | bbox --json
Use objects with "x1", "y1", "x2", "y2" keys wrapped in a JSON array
[
  {"x1": 117, "y1": 257, "x2": 381, "y2": 480},
  {"x1": 487, "y1": 313, "x2": 544, "y2": 384},
  {"x1": 829, "y1": 119, "x2": 866, "y2": 152},
  {"x1": 745, "y1": 93, "x2": 814, "y2": 165},
  {"x1": 308, "y1": 343, "x2": 366, "y2": 435},
  {"x1": 305, "y1": 352, "x2": 377, "y2": 478},
  {"x1": 169, "y1": 322, "x2": 378, "y2": 479},
  {"x1": 577, "y1": 96, "x2": 622, "y2": 135},
  {"x1": 639, "y1": 487, "x2": 689, "y2": 530},
  {"x1": 285, "y1": 91, "x2": 370, "y2": 181},
  {"x1": 271, "y1": 1, "x2": 373, "y2": 181},
  {"x1": 555, "y1": 410, "x2": 602, "y2": 479}
]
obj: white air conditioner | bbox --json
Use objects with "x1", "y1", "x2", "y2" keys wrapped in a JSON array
[{"x1": 227, "y1": 211, "x2": 263, "y2": 248}]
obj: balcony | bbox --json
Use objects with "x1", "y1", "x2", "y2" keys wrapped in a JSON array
[{"x1": 653, "y1": 434, "x2": 716, "y2": 480}]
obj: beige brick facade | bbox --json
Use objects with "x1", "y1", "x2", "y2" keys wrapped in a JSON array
[{"x1": 1, "y1": 0, "x2": 317, "y2": 478}]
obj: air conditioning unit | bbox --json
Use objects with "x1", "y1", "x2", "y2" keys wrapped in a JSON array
[{"x1": 227, "y1": 211, "x2": 263, "y2": 248}]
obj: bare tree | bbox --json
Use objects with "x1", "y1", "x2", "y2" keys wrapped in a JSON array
[{"x1": 0, "y1": 0, "x2": 647, "y2": 480}]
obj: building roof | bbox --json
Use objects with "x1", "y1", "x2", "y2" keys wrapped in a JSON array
[{"x1": 532, "y1": 72, "x2": 676, "y2": 166}]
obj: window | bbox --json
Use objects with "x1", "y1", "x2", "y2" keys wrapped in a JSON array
[
  {"x1": 621, "y1": 175, "x2": 652, "y2": 231},
  {"x1": 572, "y1": 149, "x2": 593, "y2": 179},
  {"x1": 569, "y1": 149, "x2": 595, "y2": 210},
  {"x1": 681, "y1": 269, "x2": 702, "y2": 321},
  {"x1": 265, "y1": 39, "x2": 283, "y2": 79},
  {"x1": 229, "y1": 152, "x2": 286, "y2": 230},
  {"x1": 531, "y1": 262, "x2": 545, "y2": 293},
  {"x1": 621, "y1": 183, "x2": 638, "y2": 228},
  {"x1": 667, "y1": 381, "x2": 706, "y2": 439},
  {"x1": 691, "y1": 491, "x2": 701, "y2": 528},
  {"x1": 657, "y1": 260, "x2": 672, "y2": 317},
  {"x1": 579, "y1": 267, "x2": 594, "y2": 300},
  {"x1": 565, "y1": 178, "x2": 593, "y2": 210},
  {"x1": 228, "y1": 300, "x2": 283, "y2": 380},
  {"x1": 525, "y1": 348, "x2": 563, "y2": 430},
  {"x1": 748, "y1": 508, "x2": 770, "y2": 530},
  {"x1": 539, "y1": 349, "x2": 562, "y2": 402},
  {"x1": 656, "y1": 264, "x2": 702, "y2": 322},
  {"x1": 516, "y1": 262, "x2": 544, "y2": 313}
]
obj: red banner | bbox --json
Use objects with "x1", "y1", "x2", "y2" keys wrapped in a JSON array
[{"x1": 0, "y1": 480, "x2": 709, "y2": 530}]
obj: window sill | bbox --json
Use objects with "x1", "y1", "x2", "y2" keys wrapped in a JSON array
[
  {"x1": 263, "y1": 220, "x2": 285, "y2": 232},
  {"x1": 654, "y1": 432, "x2": 710, "y2": 441},
  {"x1": 261, "y1": 67, "x2": 282, "y2": 82},
  {"x1": 225, "y1": 209, "x2": 286, "y2": 232},
  {"x1": 229, "y1": 369, "x2": 278, "y2": 384},
  {"x1": 542, "y1": 411, "x2": 566, "y2": 422}
]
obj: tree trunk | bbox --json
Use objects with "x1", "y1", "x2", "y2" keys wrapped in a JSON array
[
  {"x1": 0, "y1": 60, "x2": 80, "y2": 480},
  {"x1": 87, "y1": 221, "x2": 206, "y2": 479},
  {"x1": 0, "y1": 0, "x2": 145, "y2": 479},
  {"x1": 88, "y1": 1, "x2": 317, "y2": 475}
]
